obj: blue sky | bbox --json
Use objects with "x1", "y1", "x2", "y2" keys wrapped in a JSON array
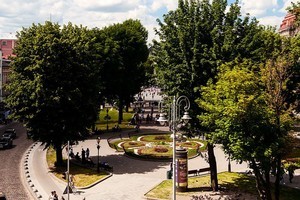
[{"x1": 0, "y1": 0, "x2": 295, "y2": 43}]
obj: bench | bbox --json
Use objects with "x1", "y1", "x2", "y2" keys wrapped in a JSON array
[
  {"x1": 188, "y1": 167, "x2": 211, "y2": 176},
  {"x1": 188, "y1": 169, "x2": 198, "y2": 176},
  {"x1": 198, "y1": 167, "x2": 211, "y2": 174}
]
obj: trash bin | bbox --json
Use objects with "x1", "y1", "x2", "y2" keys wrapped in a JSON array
[{"x1": 167, "y1": 170, "x2": 172, "y2": 179}]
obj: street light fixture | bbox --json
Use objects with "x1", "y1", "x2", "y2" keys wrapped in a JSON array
[
  {"x1": 157, "y1": 100, "x2": 168, "y2": 126},
  {"x1": 159, "y1": 95, "x2": 191, "y2": 200},
  {"x1": 97, "y1": 137, "x2": 101, "y2": 173}
]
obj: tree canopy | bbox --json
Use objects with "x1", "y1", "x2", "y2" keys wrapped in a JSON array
[
  {"x1": 99, "y1": 19, "x2": 149, "y2": 122},
  {"x1": 5, "y1": 21, "x2": 101, "y2": 165}
]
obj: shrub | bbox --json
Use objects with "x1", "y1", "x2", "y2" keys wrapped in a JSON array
[
  {"x1": 154, "y1": 146, "x2": 169, "y2": 153},
  {"x1": 155, "y1": 136, "x2": 166, "y2": 140},
  {"x1": 129, "y1": 142, "x2": 138, "y2": 145}
]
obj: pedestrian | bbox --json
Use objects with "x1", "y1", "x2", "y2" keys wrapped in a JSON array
[
  {"x1": 53, "y1": 191, "x2": 58, "y2": 200},
  {"x1": 86, "y1": 148, "x2": 90, "y2": 159},
  {"x1": 49, "y1": 191, "x2": 55, "y2": 200},
  {"x1": 70, "y1": 174, "x2": 76, "y2": 188},
  {"x1": 81, "y1": 148, "x2": 86, "y2": 164},
  {"x1": 288, "y1": 164, "x2": 295, "y2": 183},
  {"x1": 69, "y1": 147, "x2": 74, "y2": 158}
]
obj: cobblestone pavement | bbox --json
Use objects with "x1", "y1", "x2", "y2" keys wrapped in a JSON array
[{"x1": 0, "y1": 122, "x2": 33, "y2": 200}]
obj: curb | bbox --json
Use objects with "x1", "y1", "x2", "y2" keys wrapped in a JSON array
[{"x1": 21, "y1": 142, "x2": 43, "y2": 200}]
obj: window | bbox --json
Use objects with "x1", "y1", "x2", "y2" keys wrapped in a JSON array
[{"x1": 2, "y1": 41, "x2": 7, "y2": 46}]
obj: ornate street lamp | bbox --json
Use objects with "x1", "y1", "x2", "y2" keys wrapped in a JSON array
[
  {"x1": 97, "y1": 137, "x2": 101, "y2": 173},
  {"x1": 158, "y1": 95, "x2": 191, "y2": 200}
]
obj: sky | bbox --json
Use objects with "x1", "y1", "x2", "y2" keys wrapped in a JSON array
[{"x1": 0, "y1": 0, "x2": 297, "y2": 43}]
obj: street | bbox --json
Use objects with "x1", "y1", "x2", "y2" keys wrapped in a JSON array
[{"x1": 0, "y1": 122, "x2": 33, "y2": 200}]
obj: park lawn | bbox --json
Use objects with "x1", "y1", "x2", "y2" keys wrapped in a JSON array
[
  {"x1": 96, "y1": 108, "x2": 134, "y2": 131},
  {"x1": 145, "y1": 172, "x2": 300, "y2": 200},
  {"x1": 46, "y1": 147, "x2": 109, "y2": 187}
]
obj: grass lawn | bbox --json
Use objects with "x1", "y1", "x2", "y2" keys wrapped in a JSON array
[
  {"x1": 95, "y1": 108, "x2": 134, "y2": 131},
  {"x1": 46, "y1": 147, "x2": 109, "y2": 187},
  {"x1": 145, "y1": 172, "x2": 300, "y2": 200}
]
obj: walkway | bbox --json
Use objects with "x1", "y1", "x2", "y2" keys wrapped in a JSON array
[{"x1": 24, "y1": 124, "x2": 300, "y2": 200}]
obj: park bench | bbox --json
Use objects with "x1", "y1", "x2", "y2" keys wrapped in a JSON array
[
  {"x1": 188, "y1": 169, "x2": 198, "y2": 176},
  {"x1": 188, "y1": 167, "x2": 211, "y2": 176}
]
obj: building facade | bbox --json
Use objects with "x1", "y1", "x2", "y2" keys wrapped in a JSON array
[
  {"x1": 0, "y1": 38, "x2": 16, "y2": 101},
  {"x1": 0, "y1": 38, "x2": 16, "y2": 59},
  {"x1": 279, "y1": 13, "x2": 299, "y2": 36}
]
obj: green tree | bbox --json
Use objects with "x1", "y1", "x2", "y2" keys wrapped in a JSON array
[
  {"x1": 152, "y1": 0, "x2": 267, "y2": 191},
  {"x1": 199, "y1": 65, "x2": 270, "y2": 199},
  {"x1": 262, "y1": 55, "x2": 295, "y2": 200},
  {"x1": 199, "y1": 54, "x2": 295, "y2": 199},
  {"x1": 5, "y1": 22, "x2": 101, "y2": 166},
  {"x1": 100, "y1": 19, "x2": 149, "y2": 123}
]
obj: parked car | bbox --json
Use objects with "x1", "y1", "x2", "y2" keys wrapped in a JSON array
[
  {"x1": 2, "y1": 133, "x2": 13, "y2": 140},
  {"x1": 0, "y1": 137, "x2": 13, "y2": 149},
  {"x1": 3, "y1": 128, "x2": 16, "y2": 139}
]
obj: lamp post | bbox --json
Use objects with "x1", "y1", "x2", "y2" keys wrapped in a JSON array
[
  {"x1": 228, "y1": 153, "x2": 231, "y2": 172},
  {"x1": 97, "y1": 137, "x2": 101, "y2": 173},
  {"x1": 157, "y1": 95, "x2": 191, "y2": 200}
]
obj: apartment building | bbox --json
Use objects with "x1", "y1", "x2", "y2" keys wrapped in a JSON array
[
  {"x1": 279, "y1": 13, "x2": 299, "y2": 36},
  {"x1": 0, "y1": 38, "x2": 16, "y2": 59}
]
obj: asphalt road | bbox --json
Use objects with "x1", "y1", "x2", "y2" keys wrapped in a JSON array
[{"x1": 0, "y1": 122, "x2": 33, "y2": 200}]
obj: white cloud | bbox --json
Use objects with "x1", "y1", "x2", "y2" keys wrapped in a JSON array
[
  {"x1": 73, "y1": 0, "x2": 141, "y2": 12},
  {"x1": 240, "y1": 0, "x2": 278, "y2": 16},
  {"x1": 150, "y1": 0, "x2": 177, "y2": 12},
  {"x1": 258, "y1": 15, "x2": 284, "y2": 28},
  {"x1": 0, "y1": 0, "x2": 291, "y2": 43}
]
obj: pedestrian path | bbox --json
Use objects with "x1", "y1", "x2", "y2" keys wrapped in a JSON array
[{"x1": 23, "y1": 124, "x2": 300, "y2": 200}]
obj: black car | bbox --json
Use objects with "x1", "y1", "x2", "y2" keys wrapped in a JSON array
[
  {"x1": 3, "y1": 128, "x2": 16, "y2": 139},
  {"x1": 0, "y1": 137, "x2": 13, "y2": 149}
]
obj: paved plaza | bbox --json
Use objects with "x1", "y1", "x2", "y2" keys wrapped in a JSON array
[{"x1": 23, "y1": 124, "x2": 300, "y2": 200}]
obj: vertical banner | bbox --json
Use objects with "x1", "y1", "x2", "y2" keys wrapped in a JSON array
[{"x1": 176, "y1": 148, "x2": 188, "y2": 192}]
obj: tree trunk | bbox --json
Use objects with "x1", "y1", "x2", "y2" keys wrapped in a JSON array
[
  {"x1": 251, "y1": 160, "x2": 272, "y2": 200},
  {"x1": 55, "y1": 144, "x2": 63, "y2": 167},
  {"x1": 264, "y1": 169, "x2": 272, "y2": 200},
  {"x1": 125, "y1": 101, "x2": 130, "y2": 112},
  {"x1": 274, "y1": 113, "x2": 282, "y2": 200},
  {"x1": 207, "y1": 143, "x2": 218, "y2": 191},
  {"x1": 118, "y1": 100, "x2": 124, "y2": 124},
  {"x1": 275, "y1": 157, "x2": 282, "y2": 200}
]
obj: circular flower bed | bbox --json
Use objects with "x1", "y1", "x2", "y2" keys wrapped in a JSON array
[{"x1": 113, "y1": 133, "x2": 206, "y2": 160}]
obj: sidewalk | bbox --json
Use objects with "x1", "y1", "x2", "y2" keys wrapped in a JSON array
[{"x1": 23, "y1": 124, "x2": 300, "y2": 200}]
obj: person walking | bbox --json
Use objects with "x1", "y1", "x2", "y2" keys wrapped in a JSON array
[
  {"x1": 49, "y1": 191, "x2": 55, "y2": 200},
  {"x1": 288, "y1": 164, "x2": 295, "y2": 183},
  {"x1": 81, "y1": 148, "x2": 86, "y2": 164},
  {"x1": 53, "y1": 191, "x2": 58, "y2": 200},
  {"x1": 86, "y1": 148, "x2": 90, "y2": 159},
  {"x1": 70, "y1": 174, "x2": 75, "y2": 187}
]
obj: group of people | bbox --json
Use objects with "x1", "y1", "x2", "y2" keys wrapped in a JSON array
[
  {"x1": 80, "y1": 147, "x2": 90, "y2": 164},
  {"x1": 275, "y1": 163, "x2": 296, "y2": 184}
]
